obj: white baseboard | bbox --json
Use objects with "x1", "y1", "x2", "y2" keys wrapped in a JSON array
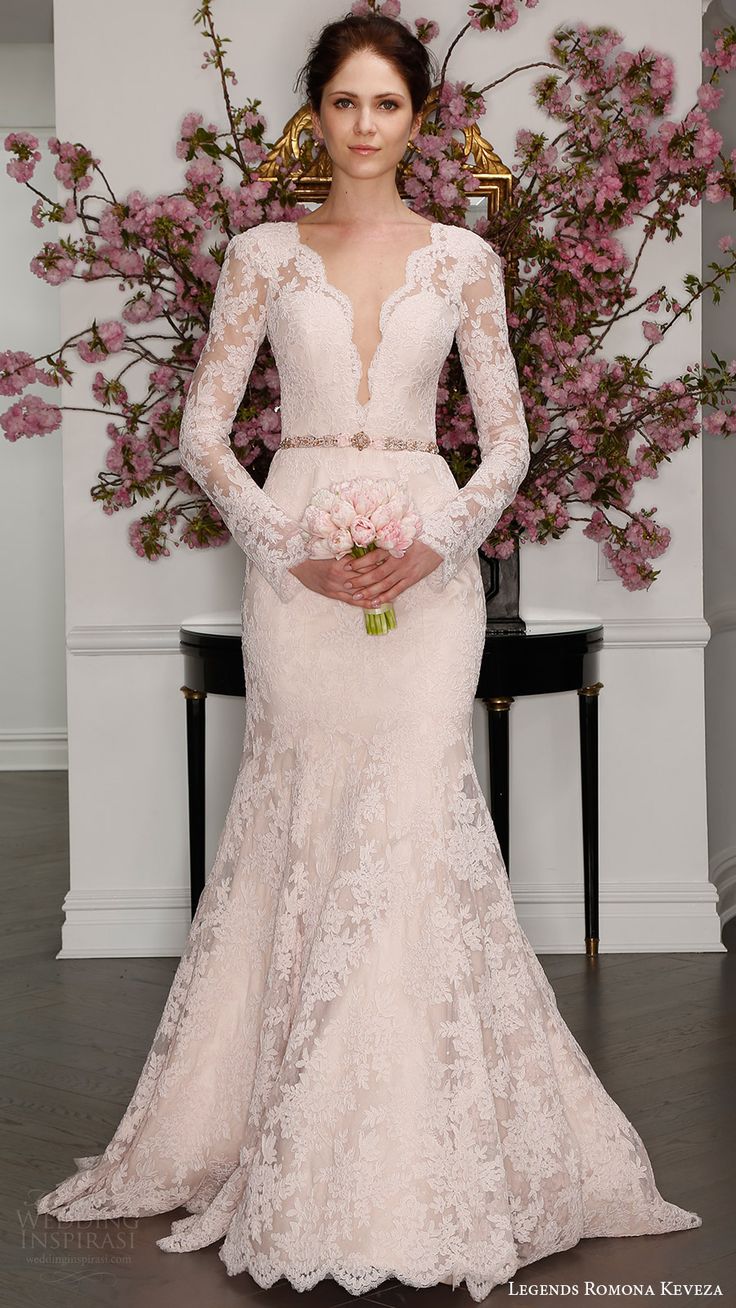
[
  {"x1": 54, "y1": 877, "x2": 724, "y2": 958},
  {"x1": 56, "y1": 886, "x2": 192, "y2": 958},
  {"x1": 514, "y1": 878, "x2": 724, "y2": 952},
  {"x1": 0, "y1": 728, "x2": 68, "y2": 770}
]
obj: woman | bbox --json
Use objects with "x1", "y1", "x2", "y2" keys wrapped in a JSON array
[{"x1": 37, "y1": 12, "x2": 701, "y2": 1300}]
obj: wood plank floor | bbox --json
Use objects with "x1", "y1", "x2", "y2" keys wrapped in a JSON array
[{"x1": 2, "y1": 770, "x2": 733, "y2": 1307}]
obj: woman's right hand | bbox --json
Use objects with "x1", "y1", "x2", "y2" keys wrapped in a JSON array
[{"x1": 289, "y1": 551, "x2": 393, "y2": 608}]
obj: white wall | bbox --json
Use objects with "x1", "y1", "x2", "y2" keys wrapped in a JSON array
[
  {"x1": 0, "y1": 43, "x2": 66, "y2": 769},
  {"x1": 47, "y1": 0, "x2": 722, "y2": 955}
]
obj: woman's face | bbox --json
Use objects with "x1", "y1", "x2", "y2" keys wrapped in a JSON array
[{"x1": 312, "y1": 49, "x2": 421, "y2": 181}]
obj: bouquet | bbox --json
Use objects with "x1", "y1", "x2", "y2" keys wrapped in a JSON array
[{"x1": 301, "y1": 477, "x2": 422, "y2": 635}]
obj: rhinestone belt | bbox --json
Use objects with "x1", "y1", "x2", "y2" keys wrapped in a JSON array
[{"x1": 279, "y1": 430, "x2": 440, "y2": 454}]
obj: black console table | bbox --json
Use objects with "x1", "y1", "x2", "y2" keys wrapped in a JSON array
[{"x1": 180, "y1": 620, "x2": 604, "y2": 954}]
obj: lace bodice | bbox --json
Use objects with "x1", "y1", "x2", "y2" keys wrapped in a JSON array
[{"x1": 178, "y1": 219, "x2": 531, "y2": 601}]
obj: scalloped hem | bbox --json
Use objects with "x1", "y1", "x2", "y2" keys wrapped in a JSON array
[{"x1": 219, "y1": 1253, "x2": 520, "y2": 1302}]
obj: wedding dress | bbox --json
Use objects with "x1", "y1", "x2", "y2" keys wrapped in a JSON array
[{"x1": 37, "y1": 217, "x2": 701, "y2": 1298}]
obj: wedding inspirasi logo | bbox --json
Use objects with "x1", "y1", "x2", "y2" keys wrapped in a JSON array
[
  {"x1": 507, "y1": 1285, "x2": 723, "y2": 1298},
  {"x1": 17, "y1": 1198, "x2": 137, "y2": 1278}
]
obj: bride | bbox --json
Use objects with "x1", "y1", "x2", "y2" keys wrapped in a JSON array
[{"x1": 36, "y1": 10, "x2": 702, "y2": 1299}]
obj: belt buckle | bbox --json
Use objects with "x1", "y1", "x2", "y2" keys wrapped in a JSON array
[{"x1": 351, "y1": 429, "x2": 370, "y2": 451}]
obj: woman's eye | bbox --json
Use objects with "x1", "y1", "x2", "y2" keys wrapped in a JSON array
[{"x1": 333, "y1": 98, "x2": 399, "y2": 110}]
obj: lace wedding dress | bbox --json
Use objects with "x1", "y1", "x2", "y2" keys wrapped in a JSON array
[{"x1": 37, "y1": 217, "x2": 701, "y2": 1298}]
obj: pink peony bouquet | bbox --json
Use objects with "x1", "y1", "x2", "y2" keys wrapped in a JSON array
[{"x1": 301, "y1": 477, "x2": 422, "y2": 635}]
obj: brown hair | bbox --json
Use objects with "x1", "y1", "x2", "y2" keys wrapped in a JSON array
[{"x1": 294, "y1": 11, "x2": 437, "y2": 119}]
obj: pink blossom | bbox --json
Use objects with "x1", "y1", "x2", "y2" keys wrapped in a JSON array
[
  {"x1": 185, "y1": 158, "x2": 223, "y2": 189},
  {"x1": 122, "y1": 291, "x2": 164, "y2": 324},
  {"x1": 327, "y1": 528, "x2": 354, "y2": 558},
  {"x1": 703, "y1": 408, "x2": 728, "y2": 434},
  {"x1": 4, "y1": 130, "x2": 42, "y2": 183},
  {"x1": 30, "y1": 243, "x2": 76, "y2": 285},
  {"x1": 128, "y1": 510, "x2": 175, "y2": 559},
  {"x1": 302, "y1": 506, "x2": 339, "y2": 541},
  {"x1": 0, "y1": 350, "x2": 42, "y2": 396},
  {"x1": 350, "y1": 482, "x2": 390, "y2": 516},
  {"x1": 352, "y1": 516, "x2": 378, "y2": 547},
  {"x1": 1, "y1": 395, "x2": 62, "y2": 440},
  {"x1": 99, "y1": 321, "x2": 126, "y2": 352},
  {"x1": 77, "y1": 320, "x2": 126, "y2": 363},
  {"x1": 47, "y1": 138, "x2": 99, "y2": 190},
  {"x1": 375, "y1": 519, "x2": 413, "y2": 554},
  {"x1": 698, "y1": 83, "x2": 723, "y2": 111},
  {"x1": 416, "y1": 17, "x2": 439, "y2": 42},
  {"x1": 92, "y1": 372, "x2": 129, "y2": 407},
  {"x1": 150, "y1": 364, "x2": 177, "y2": 392},
  {"x1": 702, "y1": 29, "x2": 736, "y2": 73}
]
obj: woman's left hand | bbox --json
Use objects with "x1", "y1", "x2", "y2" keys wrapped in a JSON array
[{"x1": 341, "y1": 539, "x2": 443, "y2": 608}]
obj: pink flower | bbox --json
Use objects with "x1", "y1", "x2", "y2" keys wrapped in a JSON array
[
  {"x1": 98, "y1": 321, "x2": 126, "y2": 352},
  {"x1": 328, "y1": 527, "x2": 353, "y2": 556},
  {"x1": 122, "y1": 292, "x2": 164, "y2": 324},
  {"x1": 30, "y1": 242, "x2": 76, "y2": 285},
  {"x1": 351, "y1": 516, "x2": 377, "y2": 547},
  {"x1": 77, "y1": 320, "x2": 126, "y2": 362},
  {"x1": 375, "y1": 519, "x2": 412, "y2": 554},
  {"x1": 4, "y1": 131, "x2": 42, "y2": 183},
  {"x1": 698, "y1": 83, "x2": 723, "y2": 112},
  {"x1": 302, "y1": 504, "x2": 342, "y2": 540},
  {"x1": 1, "y1": 395, "x2": 62, "y2": 441},
  {"x1": 0, "y1": 350, "x2": 42, "y2": 396},
  {"x1": 416, "y1": 17, "x2": 439, "y2": 43}
]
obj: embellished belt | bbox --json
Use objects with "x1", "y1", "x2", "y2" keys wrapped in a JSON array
[{"x1": 279, "y1": 429, "x2": 440, "y2": 454}]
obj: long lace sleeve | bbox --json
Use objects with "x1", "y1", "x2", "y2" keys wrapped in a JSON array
[
  {"x1": 178, "y1": 229, "x2": 311, "y2": 602},
  {"x1": 417, "y1": 234, "x2": 530, "y2": 592}
]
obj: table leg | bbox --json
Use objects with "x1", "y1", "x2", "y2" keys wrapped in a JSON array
[
  {"x1": 578, "y1": 681, "x2": 604, "y2": 956},
  {"x1": 482, "y1": 696, "x2": 514, "y2": 876},
  {"x1": 181, "y1": 686, "x2": 206, "y2": 919}
]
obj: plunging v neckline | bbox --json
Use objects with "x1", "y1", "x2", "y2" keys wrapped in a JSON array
[{"x1": 294, "y1": 221, "x2": 441, "y2": 416}]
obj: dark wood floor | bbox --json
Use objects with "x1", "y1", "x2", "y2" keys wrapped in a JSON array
[{"x1": 1, "y1": 770, "x2": 733, "y2": 1308}]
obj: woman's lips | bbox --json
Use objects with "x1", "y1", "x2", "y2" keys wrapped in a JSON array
[{"x1": 350, "y1": 146, "x2": 378, "y2": 153}]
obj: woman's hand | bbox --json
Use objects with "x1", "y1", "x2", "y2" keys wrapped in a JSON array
[{"x1": 289, "y1": 540, "x2": 443, "y2": 608}]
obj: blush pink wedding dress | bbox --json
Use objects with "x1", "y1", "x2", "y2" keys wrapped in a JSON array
[{"x1": 37, "y1": 217, "x2": 701, "y2": 1298}]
